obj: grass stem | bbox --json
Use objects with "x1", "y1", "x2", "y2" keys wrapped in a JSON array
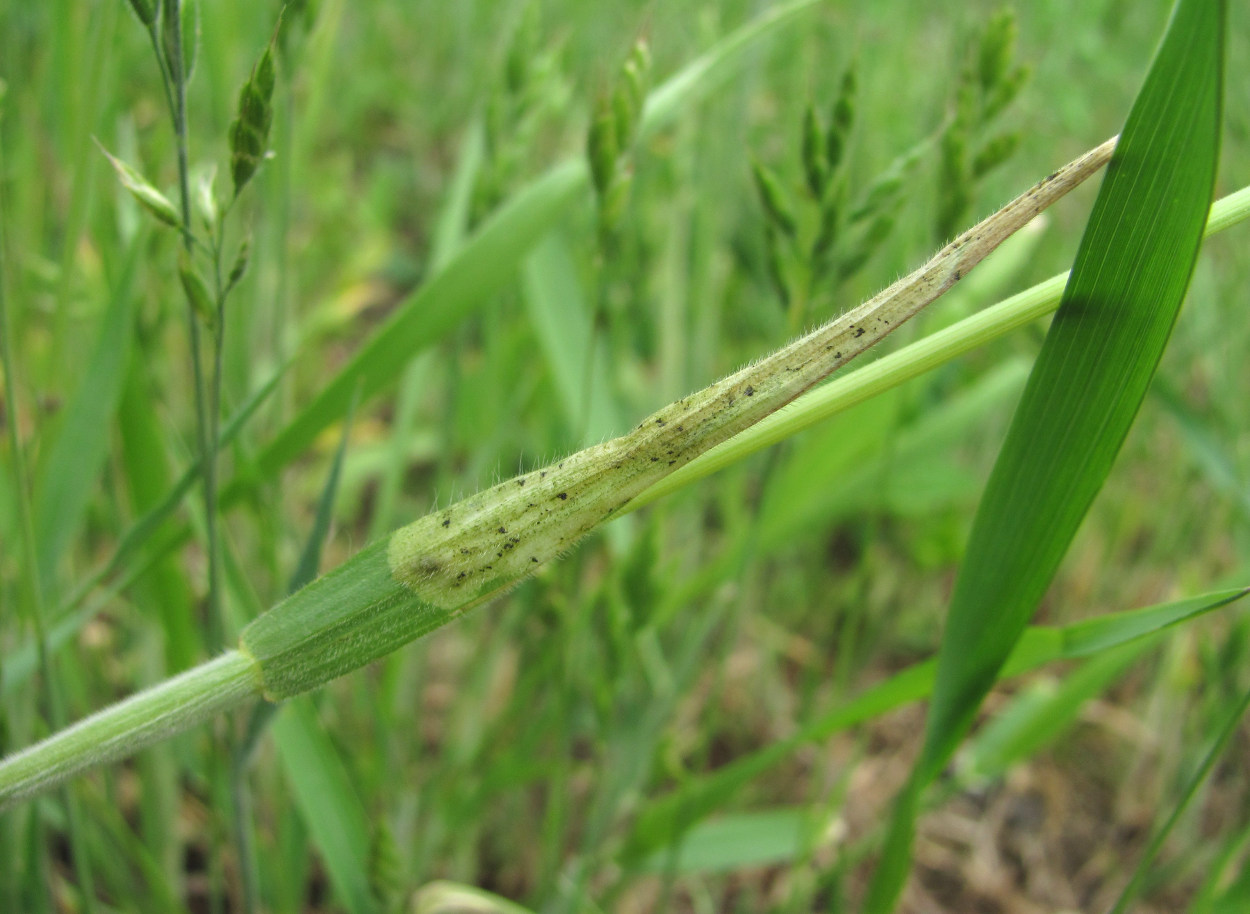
[{"x1": 0, "y1": 652, "x2": 259, "y2": 811}]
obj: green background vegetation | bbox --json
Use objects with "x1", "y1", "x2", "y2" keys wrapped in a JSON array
[{"x1": 1, "y1": 0, "x2": 1247, "y2": 910}]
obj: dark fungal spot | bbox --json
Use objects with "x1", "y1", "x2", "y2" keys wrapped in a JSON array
[
  {"x1": 531, "y1": 556, "x2": 539, "y2": 563},
  {"x1": 517, "y1": 478, "x2": 526, "y2": 486},
  {"x1": 457, "y1": 572, "x2": 466, "y2": 580},
  {"x1": 557, "y1": 492, "x2": 568, "y2": 500},
  {"x1": 442, "y1": 519, "x2": 450, "y2": 528},
  {"x1": 498, "y1": 526, "x2": 507, "y2": 534},
  {"x1": 745, "y1": 386, "x2": 754, "y2": 396},
  {"x1": 655, "y1": 417, "x2": 666, "y2": 426},
  {"x1": 854, "y1": 327, "x2": 865, "y2": 337}
]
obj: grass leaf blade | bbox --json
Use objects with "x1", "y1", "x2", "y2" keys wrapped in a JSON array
[
  {"x1": 272, "y1": 700, "x2": 376, "y2": 914},
  {"x1": 32, "y1": 240, "x2": 141, "y2": 595},
  {"x1": 867, "y1": 0, "x2": 1225, "y2": 908},
  {"x1": 922, "y1": 0, "x2": 1224, "y2": 784},
  {"x1": 621, "y1": 588, "x2": 1246, "y2": 865}
]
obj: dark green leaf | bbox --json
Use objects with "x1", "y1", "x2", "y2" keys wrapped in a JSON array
[
  {"x1": 289, "y1": 388, "x2": 359, "y2": 592},
  {"x1": 922, "y1": 0, "x2": 1223, "y2": 789},
  {"x1": 867, "y1": 0, "x2": 1224, "y2": 907}
]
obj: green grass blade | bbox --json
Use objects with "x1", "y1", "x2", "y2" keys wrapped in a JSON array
[
  {"x1": 620, "y1": 587, "x2": 1246, "y2": 864},
  {"x1": 960, "y1": 639, "x2": 1153, "y2": 782},
  {"x1": 253, "y1": 389, "x2": 371, "y2": 909},
  {"x1": 1153, "y1": 373, "x2": 1250, "y2": 521},
  {"x1": 241, "y1": 390, "x2": 365, "y2": 909},
  {"x1": 639, "y1": 0, "x2": 819, "y2": 141},
  {"x1": 640, "y1": 807, "x2": 808, "y2": 874},
  {"x1": 522, "y1": 232, "x2": 622, "y2": 443},
  {"x1": 272, "y1": 699, "x2": 376, "y2": 914},
  {"x1": 868, "y1": 0, "x2": 1224, "y2": 907},
  {"x1": 117, "y1": 359, "x2": 198, "y2": 670},
  {"x1": 290, "y1": 388, "x2": 358, "y2": 592},
  {"x1": 368, "y1": 119, "x2": 484, "y2": 540},
  {"x1": 428, "y1": 118, "x2": 484, "y2": 276},
  {"x1": 631, "y1": 183, "x2": 1250, "y2": 515},
  {"x1": 1191, "y1": 819, "x2": 1250, "y2": 914},
  {"x1": 31, "y1": 239, "x2": 140, "y2": 596},
  {"x1": 921, "y1": 0, "x2": 1223, "y2": 785},
  {"x1": 55, "y1": 362, "x2": 287, "y2": 617},
  {"x1": 250, "y1": 158, "x2": 586, "y2": 482},
  {"x1": 1107, "y1": 680, "x2": 1250, "y2": 914}
]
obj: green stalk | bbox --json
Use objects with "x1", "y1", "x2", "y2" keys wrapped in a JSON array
[
  {"x1": 4, "y1": 151, "x2": 1248, "y2": 813},
  {"x1": 160, "y1": 8, "x2": 235, "y2": 911},
  {"x1": 0, "y1": 140, "x2": 1116, "y2": 807},
  {"x1": 0, "y1": 653, "x2": 258, "y2": 810},
  {"x1": 166, "y1": 0, "x2": 224, "y2": 654},
  {"x1": 633, "y1": 183, "x2": 1250, "y2": 511}
]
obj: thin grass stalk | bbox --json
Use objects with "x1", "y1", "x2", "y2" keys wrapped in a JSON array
[
  {"x1": 161, "y1": 6, "x2": 234, "y2": 909},
  {"x1": 165, "y1": 0, "x2": 223, "y2": 654}
]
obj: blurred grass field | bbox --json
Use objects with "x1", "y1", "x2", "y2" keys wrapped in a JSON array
[{"x1": 1, "y1": 0, "x2": 1248, "y2": 911}]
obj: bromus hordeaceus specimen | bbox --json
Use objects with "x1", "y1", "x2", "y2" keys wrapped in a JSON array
[{"x1": 0, "y1": 137, "x2": 1116, "y2": 808}]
